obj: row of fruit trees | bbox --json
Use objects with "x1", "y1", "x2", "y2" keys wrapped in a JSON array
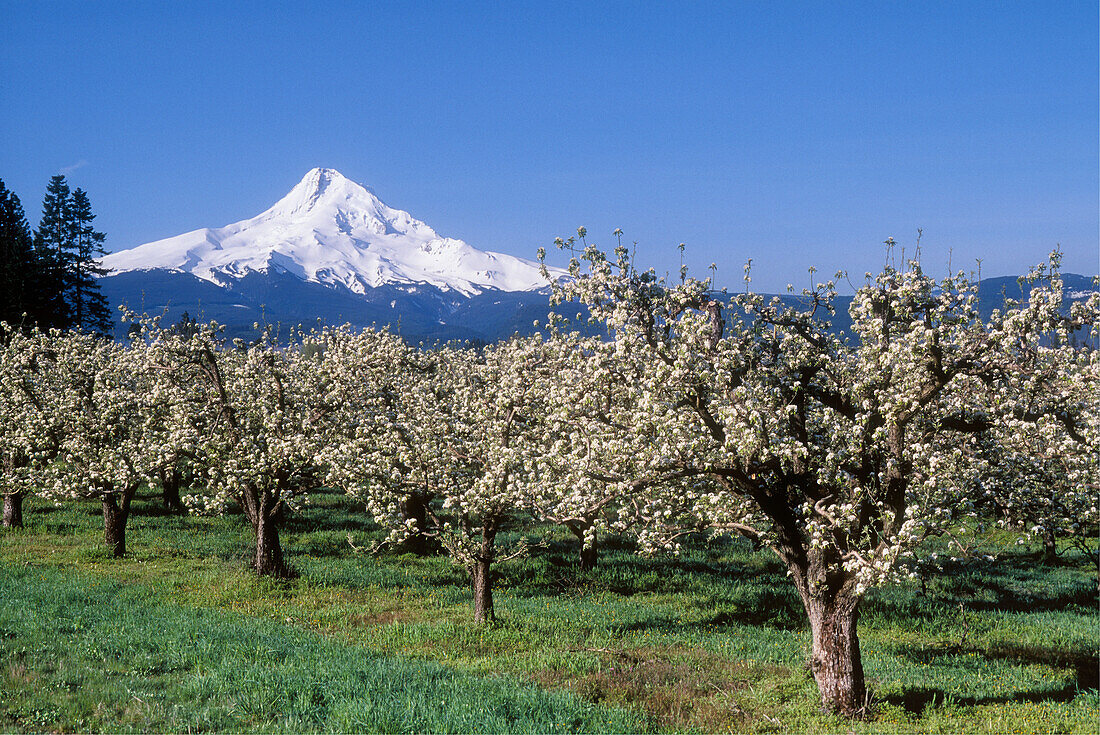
[{"x1": 1, "y1": 237, "x2": 1097, "y2": 716}]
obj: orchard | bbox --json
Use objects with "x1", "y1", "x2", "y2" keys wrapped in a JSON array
[{"x1": 1, "y1": 239, "x2": 1097, "y2": 722}]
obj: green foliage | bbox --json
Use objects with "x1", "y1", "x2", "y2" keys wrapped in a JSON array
[
  {"x1": 31, "y1": 174, "x2": 73, "y2": 329},
  {"x1": 67, "y1": 187, "x2": 112, "y2": 334},
  {"x1": 19, "y1": 174, "x2": 113, "y2": 333},
  {"x1": 0, "y1": 179, "x2": 39, "y2": 327}
]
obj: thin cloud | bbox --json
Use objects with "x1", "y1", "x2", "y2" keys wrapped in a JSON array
[{"x1": 60, "y1": 159, "x2": 89, "y2": 175}]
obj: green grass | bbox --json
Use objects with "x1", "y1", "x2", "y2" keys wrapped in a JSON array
[
  {"x1": 0, "y1": 562, "x2": 650, "y2": 734},
  {"x1": 1, "y1": 489, "x2": 1097, "y2": 733}
]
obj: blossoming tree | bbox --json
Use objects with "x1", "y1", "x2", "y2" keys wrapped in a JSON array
[
  {"x1": 45, "y1": 330, "x2": 177, "y2": 556},
  {"x1": 528, "y1": 330, "x2": 704, "y2": 570},
  {"x1": 143, "y1": 319, "x2": 335, "y2": 577},
  {"x1": 976, "y1": 303, "x2": 1099, "y2": 568},
  {"x1": 0, "y1": 324, "x2": 61, "y2": 528},
  {"x1": 326, "y1": 334, "x2": 553, "y2": 623},
  {"x1": 542, "y1": 232, "x2": 1099, "y2": 716},
  {"x1": 320, "y1": 325, "x2": 443, "y2": 555}
]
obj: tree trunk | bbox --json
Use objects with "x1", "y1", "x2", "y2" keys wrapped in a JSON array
[
  {"x1": 161, "y1": 468, "x2": 184, "y2": 514},
  {"x1": 102, "y1": 494, "x2": 128, "y2": 557},
  {"x1": 566, "y1": 521, "x2": 599, "y2": 570},
  {"x1": 471, "y1": 521, "x2": 498, "y2": 625},
  {"x1": 804, "y1": 589, "x2": 867, "y2": 717},
  {"x1": 1041, "y1": 526, "x2": 1057, "y2": 563},
  {"x1": 580, "y1": 536, "x2": 599, "y2": 571},
  {"x1": 253, "y1": 503, "x2": 291, "y2": 578},
  {"x1": 241, "y1": 485, "x2": 291, "y2": 578},
  {"x1": 3, "y1": 492, "x2": 24, "y2": 528},
  {"x1": 401, "y1": 491, "x2": 432, "y2": 555}
]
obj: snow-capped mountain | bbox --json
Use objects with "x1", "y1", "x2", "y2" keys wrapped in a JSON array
[
  {"x1": 97, "y1": 169, "x2": 572, "y2": 342},
  {"x1": 102, "y1": 168, "x2": 563, "y2": 296}
]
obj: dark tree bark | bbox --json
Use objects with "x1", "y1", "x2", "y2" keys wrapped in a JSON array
[
  {"x1": 100, "y1": 486, "x2": 136, "y2": 558},
  {"x1": 3, "y1": 492, "x2": 24, "y2": 528},
  {"x1": 580, "y1": 536, "x2": 599, "y2": 571},
  {"x1": 160, "y1": 468, "x2": 184, "y2": 514},
  {"x1": 471, "y1": 520, "x2": 498, "y2": 625},
  {"x1": 243, "y1": 486, "x2": 292, "y2": 578},
  {"x1": 774, "y1": 509, "x2": 869, "y2": 718},
  {"x1": 1041, "y1": 525, "x2": 1058, "y2": 563},
  {"x1": 401, "y1": 490, "x2": 433, "y2": 555},
  {"x1": 566, "y1": 521, "x2": 599, "y2": 570},
  {"x1": 253, "y1": 508, "x2": 289, "y2": 577},
  {"x1": 803, "y1": 586, "x2": 866, "y2": 717}
]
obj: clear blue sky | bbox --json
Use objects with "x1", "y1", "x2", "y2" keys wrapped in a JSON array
[{"x1": 2, "y1": 0, "x2": 1097, "y2": 291}]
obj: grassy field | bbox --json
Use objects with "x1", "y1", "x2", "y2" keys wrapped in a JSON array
[{"x1": 1, "y1": 488, "x2": 1097, "y2": 733}]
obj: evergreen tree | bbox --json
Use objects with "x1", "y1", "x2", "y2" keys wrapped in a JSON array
[
  {"x1": 29, "y1": 176, "x2": 114, "y2": 334},
  {"x1": 166, "y1": 311, "x2": 200, "y2": 339},
  {"x1": 32, "y1": 175, "x2": 73, "y2": 329},
  {"x1": 0, "y1": 180, "x2": 39, "y2": 326},
  {"x1": 68, "y1": 188, "x2": 113, "y2": 334}
]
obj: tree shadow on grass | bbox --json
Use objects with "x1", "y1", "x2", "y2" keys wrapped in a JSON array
[
  {"x1": 24, "y1": 504, "x2": 60, "y2": 516},
  {"x1": 884, "y1": 685, "x2": 1082, "y2": 716},
  {"x1": 983, "y1": 642, "x2": 1099, "y2": 691},
  {"x1": 132, "y1": 502, "x2": 186, "y2": 518},
  {"x1": 500, "y1": 556, "x2": 789, "y2": 600},
  {"x1": 883, "y1": 643, "x2": 1099, "y2": 715},
  {"x1": 698, "y1": 591, "x2": 805, "y2": 631},
  {"x1": 283, "y1": 514, "x2": 376, "y2": 535},
  {"x1": 927, "y1": 551, "x2": 1098, "y2": 613}
]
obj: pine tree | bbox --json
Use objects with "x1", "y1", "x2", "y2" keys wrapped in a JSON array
[
  {"x1": 68, "y1": 188, "x2": 113, "y2": 334},
  {"x1": 33, "y1": 175, "x2": 73, "y2": 329},
  {"x1": 0, "y1": 179, "x2": 39, "y2": 326},
  {"x1": 166, "y1": 311, "x2": 199, "y2": 339}
]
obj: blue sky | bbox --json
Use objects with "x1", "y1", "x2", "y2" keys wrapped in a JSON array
[{"x1": 2, "y1": 0, "x2": 1096, "y2": 291}]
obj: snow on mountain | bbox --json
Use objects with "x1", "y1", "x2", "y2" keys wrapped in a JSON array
[{"x1": 102, "y1": 168, "x2": 564, "y2": 296}]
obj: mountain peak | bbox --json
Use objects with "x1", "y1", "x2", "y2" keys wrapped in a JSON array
[
  {"x1": 305, "y1": 166, "x2": 342, "y2": 180},
  {"x1": 102, "y1": 169, "x2": 565, "y2": 296},
  {"x1": 269, "y1": 167, "x2": 378, "y2": 218},
  {"x1": 298, "y1": 167, "x2": 341, "y2": 197},
  {"x1": 294, "y1": 167, "x2": 361, "y2": 198}
]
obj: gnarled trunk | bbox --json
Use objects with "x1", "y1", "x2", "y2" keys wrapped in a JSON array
[
  {"x1": 3, "y1": 492, "x2": 24, "y2": 528},
  {"x1": 241, "y1": 485, "x2": 292, "y2": 578},
  {"x1": 793, "y1": 570, "x2": 867, "y2": 717},
  {"x1": 1041, "y1": 525, "x2": 1057, "y2": 563},
  {"x1": 471, "y1": 521, "x2": 498, "y2": 625},
  {"x1": 781, "y1": 532, "x2": 868, "y2": 718},
  {"x1": 566, "y1": 521, "x2": 599, "y2": 570},
  {"x1": 253, "y1": 504, "x2": 290, "y2": 577},
  {"x1": 806, "y1": 592, "x2": 865, "y2": 716},
  {"x1": 580, "y1": 536, "x2": 599, "y2": 571}
]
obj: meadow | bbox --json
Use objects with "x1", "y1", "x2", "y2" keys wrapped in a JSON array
[{"x1": 1, "y1": 488, "x2": 1096, "y2": 734}]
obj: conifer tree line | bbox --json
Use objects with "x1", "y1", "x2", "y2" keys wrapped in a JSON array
[{"x1": 0, "y1": 175, "x2": 112, "y2": 334}]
